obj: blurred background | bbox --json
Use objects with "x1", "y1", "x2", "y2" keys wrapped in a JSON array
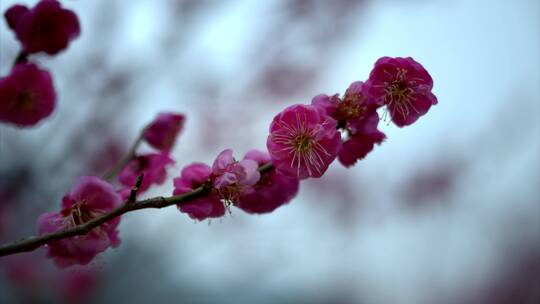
[{"x1": 0, "y1": 0, "x2": 538, "y2": 303}]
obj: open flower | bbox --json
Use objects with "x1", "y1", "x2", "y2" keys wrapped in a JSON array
[
  {"x1": 144, "y1": 112, "x2": 185, "y2": 151},
  {"x1": 5, "y1": 0, "x2": 80, "y2": 55},
  {"x1": 267, "y1": 104, "x2": 341, "y2": 179},
  {"x1": 119, "y1": 152, "x2": 174, "y2": 193},
  {"x1": 37, "y1": 176, "x2": 122, "y2": 267},
  {"x1": 364, "y1": 57, "x2": 437, "y2": 127},
  {"x1": 0, "y1": 63, "x2": 55, "y2": 127},
  {"x1": 211, "y1": 149, "x2": 260, "y2": 201},
  {"x1": 173, "y1": 163, "x2": 225, "y2": 221},
  {"x1": 235, "y1": 149, "x2": 300, "y2": 214}
]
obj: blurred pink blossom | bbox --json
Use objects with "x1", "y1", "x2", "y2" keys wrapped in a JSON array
[{"x1": 37, "y1": 176, "x2": 122, "y2": 267}]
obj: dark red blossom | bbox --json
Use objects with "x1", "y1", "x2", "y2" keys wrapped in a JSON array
[
  {"x1": 173, "y1": 163, "x2": 225, "y2": 221},
  {"x1": 235, "y1": 149, "x2": 300, "y2": 214},
  {"x1": 0, "y1": 63, "x2": 55, "y2": 127},
  {"x1": 364, "y1": 57, "x2": 437, "y2": 127},
  {"x1": 119, "y1": 152, "x2": 174, "y2": 193},
  {"x1": 6, "y1": 0, "x2": 80, "y2": 55},
  {"x1": 4, "y1": 5, "x2": 28, "y2": 30},
  {"x1": 144, "y1": 112, "x2": 185, "y2": 151}
]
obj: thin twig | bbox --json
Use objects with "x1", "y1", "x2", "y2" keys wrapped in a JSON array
[
  {"x1": 102, "y1": 127, "x2": 147, "y2": 181},
  {"x1": 0, "y1": 163, "x2": 274, "y2": 257},
  {"x1": 127, "y1": 174, "x2": 144, "y2": 204}
]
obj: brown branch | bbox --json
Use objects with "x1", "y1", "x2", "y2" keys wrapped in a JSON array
[
  {"x1": 127, "y1": 174, "x2": 145, "y2": 204},
  {"x1": 0, "y1": 163, "x2": 274, "y2": 257}
]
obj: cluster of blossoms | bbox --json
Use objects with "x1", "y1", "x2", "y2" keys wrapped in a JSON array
[
  {"x1": 118, "y1": 112, "x2": 184, "y2": 199},
  {"x1": 268, "y1": 56, "x2": 437, "y2": 173},
  {"x1": 176, "y1": 55, "x2": 437, "y2": 223},
  {"x1": 37, "y1": 112, "x2": 184, "y2": 267},
  {"x1": 174, "y1": 149, "x2": 300, "y2": 220},
  {"x1": 0, "y1": 0, "x2": 79, "y2": 127},
  {"x1": 0, "y1": 2, "x2": 438, "y2": 269}
]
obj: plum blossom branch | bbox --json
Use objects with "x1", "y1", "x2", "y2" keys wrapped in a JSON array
[
  {"x1": 1, "y1": 1, "x2": 438, "y2": 268},
  {"x1": 0, "y1": 163, "x2": 274, "y2": 257}
]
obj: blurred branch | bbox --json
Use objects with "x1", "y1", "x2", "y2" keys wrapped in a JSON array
[
  {"x1": 0, "y1": 163, "x2": 274, "y2": 257},
  {"x1": 102, "y1": 127, "x2": 147, "y2": 181},
  {"x1": 13, "y1": 50, "x2": 28, "y2": 67}
]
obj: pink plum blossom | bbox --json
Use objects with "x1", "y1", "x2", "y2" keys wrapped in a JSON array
[
  {"x1": 267, "y1": 104, "x2": 341, "y2": 179},
  {"x1": 235, "y1": 149, "x2": 300, "y2": 214},
  {"x1": 312, "y1": 81, "x2": 380, "y2": 133},
  {"x1": 119, "y1": 152, "x2": 174, "y2": 193},
  {"x1": 338, "y1": 111, "x2": 386, "y2": 167},
  {"x1": 312, "y1": 81, "x2": 386, "y2": 167},
  {"x1": 174, "y1": 149, "x2": 261, "y2": 220},
  {"x1": 211, "y1": 149, "x2": 260, "y2": 191},
  {"x1": 173, "y1": 163, "x2": 225, "y2": 221},
  {"x1": 144, "y1": 112, "x2": 185, "y2": 151},
  {"x1": 364, "y1": 57, "x2": 437, "y2": 127},
  {"x1": 6, "y1": 0, "x2": 80, "y2": 55},
  {"x1": 37, "y1": 176, "x2": 122, "y2": 267},
  {"x1": 0, "y1": 63, "x2": 56, "y2": 127}
]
